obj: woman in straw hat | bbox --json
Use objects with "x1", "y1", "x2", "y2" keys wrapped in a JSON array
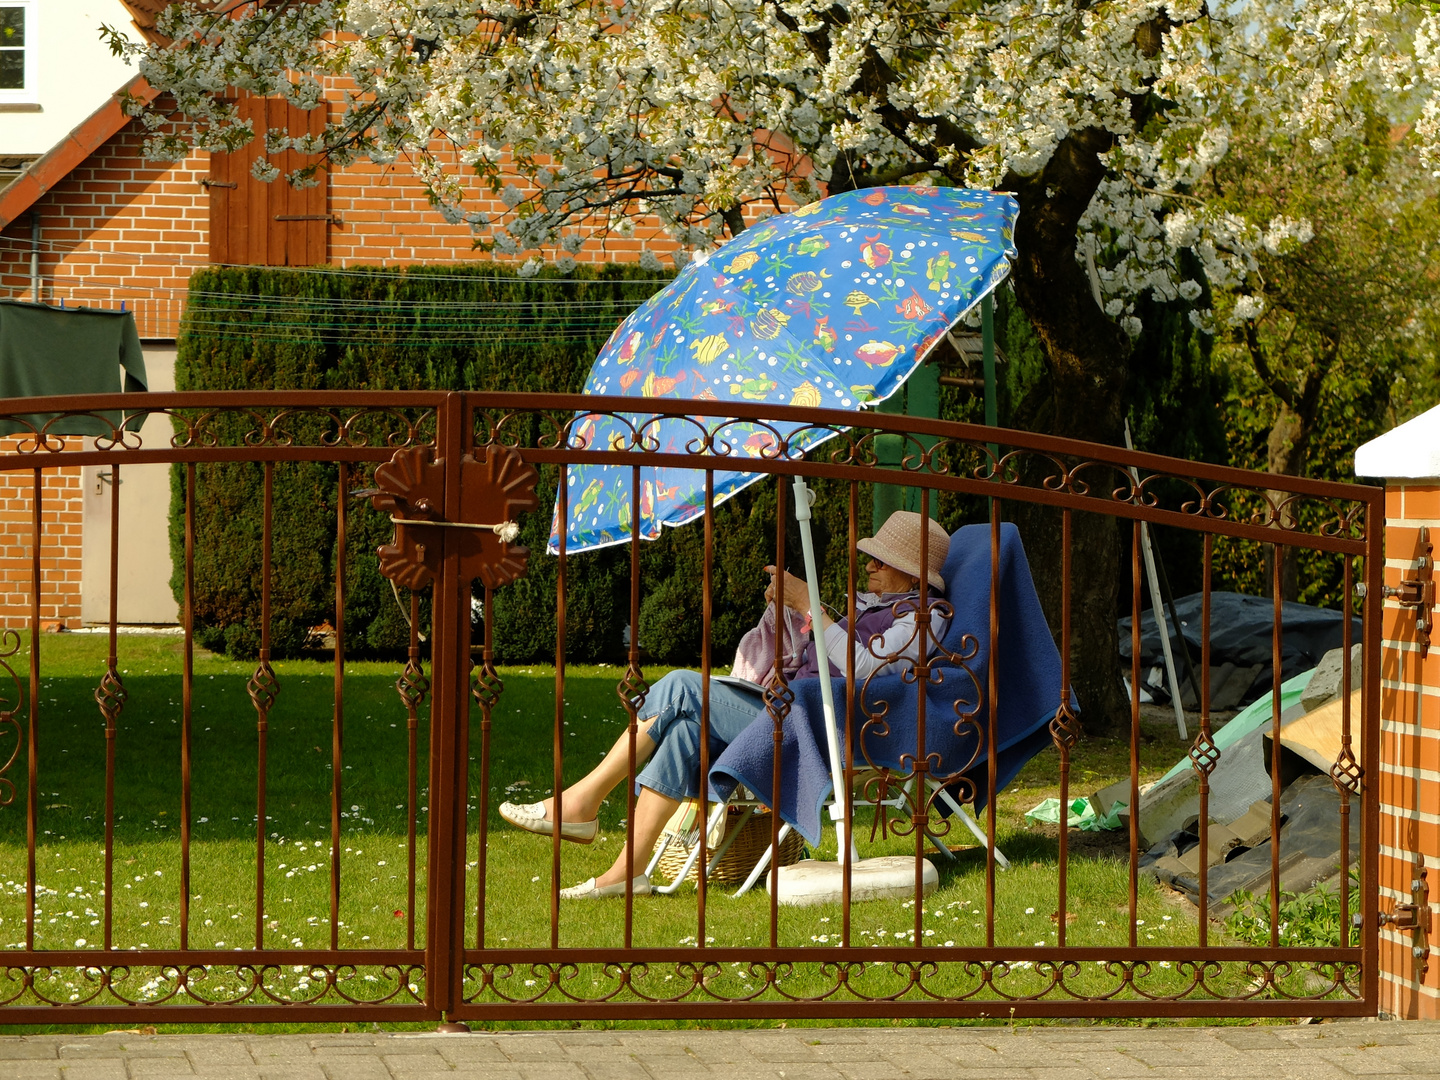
[{"x1": 498, "y1": 510, "x2": 951, "y2": 899}]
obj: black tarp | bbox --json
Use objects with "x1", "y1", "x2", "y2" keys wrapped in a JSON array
[{"x1": 1118, "y1": 591, "x2": 1361, "y2": 703}]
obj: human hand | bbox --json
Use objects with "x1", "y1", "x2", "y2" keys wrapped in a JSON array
[{"x1": 763, "y1": 565, "x2": 811, "y2": 615}]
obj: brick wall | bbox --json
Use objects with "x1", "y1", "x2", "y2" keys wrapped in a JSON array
[
  {"x1": 1378, "y1": 482, "x2": 1440, "y2": 1018},
  {"x1": 0, "y1": 121, "x2": 207, "y2": 339},
  {"x1": 0, "y1": 440, "x2": 85, "y2": 630},
  {"x1": 0, "y1": 109, "x2": 696, "y2": 340}
]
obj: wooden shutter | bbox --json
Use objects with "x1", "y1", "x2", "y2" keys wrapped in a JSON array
[{"x1": 208, "y1": 94, "x2": 329, "y2": 266}]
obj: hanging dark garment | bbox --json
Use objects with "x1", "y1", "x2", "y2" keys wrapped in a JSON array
[{"x1": 0, "y1": 299, "x2": 149, "y2": 436}]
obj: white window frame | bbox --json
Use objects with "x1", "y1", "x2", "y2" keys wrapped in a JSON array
[{"x1": 0, "y1": 0, "x2": 36, "y2": 105}]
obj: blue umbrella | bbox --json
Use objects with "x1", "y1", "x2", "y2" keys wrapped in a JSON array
[{"x1": 548, "y1": 186, "x2": 1019, "y2": 554}]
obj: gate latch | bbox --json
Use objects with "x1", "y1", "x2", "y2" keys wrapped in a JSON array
[
  {"x1": 1378, "y1": 867, "x2": 1431, "y2": 975},
  {"x1": 1380, "y1": 526, "x2": 1434, "y2": 654}
]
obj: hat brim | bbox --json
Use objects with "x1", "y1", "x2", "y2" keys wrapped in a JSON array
[{"x1": 857, "y1": 537, "x2": 946, "y2": 591}]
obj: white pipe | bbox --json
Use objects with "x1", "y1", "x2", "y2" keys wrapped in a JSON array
[
  {"x1": 1124, "y1": 421, "x2": 1187, "y2": 740},
  {"x1": 791, "y1": 475, "x2": 857, "y2": 862}
]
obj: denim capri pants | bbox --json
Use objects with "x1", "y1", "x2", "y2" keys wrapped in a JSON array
[{"x1": 634, "y1": 669, "x2": 765, "y2": 801}]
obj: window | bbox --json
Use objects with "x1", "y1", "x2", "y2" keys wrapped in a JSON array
[{"x1": 0, "y1": 0, "x2": 34, "y2": 104}]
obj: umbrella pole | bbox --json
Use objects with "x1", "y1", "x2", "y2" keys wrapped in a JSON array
[{"x1": 791, "y1": 475, "x2": 857, "y2": 863}]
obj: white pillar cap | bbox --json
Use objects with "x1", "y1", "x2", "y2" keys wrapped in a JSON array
[{"x1": 1355, "y1": 402, "x2": 1440, "y2": 479}]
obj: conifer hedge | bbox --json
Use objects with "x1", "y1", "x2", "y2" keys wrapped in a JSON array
[
  {"x1": 179, "y1": 265, "x2": 1177, "y2": 664},
  {"x1": 172, "y1": 263, "x2": 876, "y2": 664}
]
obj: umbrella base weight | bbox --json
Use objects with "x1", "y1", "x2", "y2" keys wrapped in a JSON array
[{"x1": 769, "y1": 857, "x2": 938, "y2": 906}]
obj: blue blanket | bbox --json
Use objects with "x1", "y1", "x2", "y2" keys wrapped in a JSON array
[{"x1": 708, "y1": 522, "x2": 1069, "y2": 846}]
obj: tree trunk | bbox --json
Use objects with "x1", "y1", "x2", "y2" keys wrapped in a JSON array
[
  {"x1": 1263, "y1": 403, "x2": 1308, "y2": 602},
  {"x1": 1003, "y1": 130, "x2": 1134, "y2": 738}
]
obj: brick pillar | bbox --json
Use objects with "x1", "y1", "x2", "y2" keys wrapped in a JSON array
[{"x1": 1357, "y1": 419, "x2": 1440, "y2": 1018}]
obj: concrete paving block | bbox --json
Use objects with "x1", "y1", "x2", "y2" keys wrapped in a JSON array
[
  {"x1": 634, "y1": 1033, "x2": 759, "y2": 1063},
  {"x1": 1064, "y1": 1050, "x2": 1203, "y2": 1078},
  {"x1": 1312, "y1": 1048, "x2": 1424, "y2": 1076},
  {"x1": 434, "y1": 1041, "x2": 515, "y2": 1065},
  {"x1": 733, "y1": 1036, "x2": 821, "y2": 1063},
  {"x1": 382, "y1": 1052, "x2": 457, "y2": 1076},
  {"x1": 805, "y1": 1045, "x2": 891, "y2": 1063},
  {"x1": 1209, "y1": 1028, "x2": 1294, "y2": 1050},
  {"x1": 124, "y1": 1059, "x2": 197, "y2": 1078},
  {"x1": 626, "y1": 1054, "x2": 710, "y2": 1076},
  {"x1": 492, "y1": 1040, "x2": 572, "y2": 1063},
  {"x1": 361, "y1": 1039, "x2": 456, "y2": 1056},
  {"x1": 315, "y1": 1058, "x2": 392, "y2": 1080},
  {"x1": 832, "y1": 1063, "x2": 906, "y2": 1080},
  {"x1": 56, "y1": 1042, "x2": 131, "y2": 1058},
  {"x1": 513, "y1": 1064, "x2": 589, "y2": 1080},
  {"x1": 0, "y1": 1041, "x2": 62, "y2": 1060},
  {"x1": 442, "y1": 1067, "x2": 526, "y2": 1080},
  {"x1": 57, "y1": 1064, "x2": 127, "y2": 1080},
  {"x1": 881, "y1": 1050, "x2": 976, "y2": 1078},
  {"x1": 573, "y1": 1062, "x2": 651, "y2": 1080},
  {"x1": 0, "y1": 1064, "x2": 63, "y2": 1080},
  {"x1": 555, "y1": 1045, "x2": 637, "y2": 1064},
  {"x1": 184, "y1": 1043, "x2": 257, "y2": 1067},
  {"x1": 306, "y1": 1035, "x2": 384, "y2": 1047},
  {"x1": 725, "y1": 1064, "x2": 839, "y2": 1080},
  {"x1": 255, "y1": 1067, "x2": 328, "y2": 1080},
  {"x1": 619, "y1": 1034, "x2": 716, "y2": 1053},
  {"x1": 1274, "y1": 1063, "x2": 1355, "y2": 1080}
]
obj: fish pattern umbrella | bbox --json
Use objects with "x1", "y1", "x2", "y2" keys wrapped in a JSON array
[{"x1": 549, "y1": 186, "x2": 1019, "y2": 554}]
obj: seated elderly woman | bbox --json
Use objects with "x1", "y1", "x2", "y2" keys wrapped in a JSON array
[{"x1": 498, "y1": 510, "x2": 951, "y2": 899}]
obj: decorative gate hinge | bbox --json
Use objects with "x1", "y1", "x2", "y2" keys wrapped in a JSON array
[
  {"x1": 1378, "y1": 866, "x2": 1431, "y2": 976},
  {"x1": 1378, "y1": 526, "x2": 1435, "y2": 654},
  {"x1": 371, "y1": 445, "x2": 539, "y2": 590}
]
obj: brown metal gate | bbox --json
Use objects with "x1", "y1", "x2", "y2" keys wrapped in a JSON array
[{"x1": 0, "y1": 390, "x2": 1380, "y2": 1024}]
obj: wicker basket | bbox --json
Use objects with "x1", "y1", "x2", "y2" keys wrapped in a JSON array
[{"x1": 653, "y1": 804, "x2": 806, "y2": 886}]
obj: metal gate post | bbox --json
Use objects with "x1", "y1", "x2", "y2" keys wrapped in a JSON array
[{"x1": 425, "y1": 392, "x2": 473, "y2": 1027}]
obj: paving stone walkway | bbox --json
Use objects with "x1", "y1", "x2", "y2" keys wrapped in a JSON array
[{"x1": 2, "y1": 1021, "x2": 1439, "y2": 1080}]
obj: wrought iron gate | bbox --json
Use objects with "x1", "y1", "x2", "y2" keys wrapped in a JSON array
[{"x1": 0, "y1": 390, "x2": 1380, "y2": 1023}]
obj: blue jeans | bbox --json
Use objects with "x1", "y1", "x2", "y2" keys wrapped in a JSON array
[{"x1": 634, "y1": 670, "x2": 765, "y2": 801}]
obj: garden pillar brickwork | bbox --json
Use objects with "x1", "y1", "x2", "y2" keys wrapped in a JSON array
[{"x1": 1357, "y1": 410, "x2": 1440, "y2": 1018}]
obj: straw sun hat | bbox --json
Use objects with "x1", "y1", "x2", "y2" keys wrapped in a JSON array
[{"x1": 856, "y1": 511, "x2": 950, "y2": 592}]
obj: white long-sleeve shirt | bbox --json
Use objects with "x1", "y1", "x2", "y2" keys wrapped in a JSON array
[{"x1": 817, "y1": 591, "x2": 952, "y2": 683}]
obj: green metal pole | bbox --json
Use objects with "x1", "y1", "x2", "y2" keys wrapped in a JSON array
[
  {"x1": 982, "y1": 294, "x2": 998, "y2": 506},
  {"x1": 982, "y1": 294, "x2": 997, "y2": 431},
  {"x1": 873, "y1": 389, "x2": 905, "y2": 533}
]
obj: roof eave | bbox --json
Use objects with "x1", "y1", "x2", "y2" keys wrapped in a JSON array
[{"x1": 0, "y1": 75, "x2": 160, "y2": 231}]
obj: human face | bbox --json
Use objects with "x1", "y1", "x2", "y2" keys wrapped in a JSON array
[{"x1": 864, "y1": 555, "x2": 919, "y2": 595}]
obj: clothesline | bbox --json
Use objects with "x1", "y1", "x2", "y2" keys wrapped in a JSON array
[{"x1": 0, "y1": 236, "x2": 676, "y2": 286}]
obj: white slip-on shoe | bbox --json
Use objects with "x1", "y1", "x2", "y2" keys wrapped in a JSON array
[
  {"x1": 498, "y1": 800, "x2": 599, "y2": 844},
  {"x1": 558, "y1": 875, "x2": 652, "y2": 900}
]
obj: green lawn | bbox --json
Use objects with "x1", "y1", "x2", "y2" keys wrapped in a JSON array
[{"x1": 0, "y1": 634, "x2": 1323, "y2": 1030}]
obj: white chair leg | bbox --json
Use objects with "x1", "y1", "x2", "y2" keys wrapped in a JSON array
[
  {"x1": 732, "y1": 822, "x2": 792, "y2": 898},
  {"x1": 652, "y1": 802, "x2": 734, "y2": 895},
  {"x1": 644, "y1": 833, "x2": 675, "y2": 881},
  {"x1": 932, "y1": 783, "x2": 1009, "y2": 870}
]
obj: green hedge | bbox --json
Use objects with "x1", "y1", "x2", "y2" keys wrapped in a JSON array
[
  {"x1": 172, "y1": 263, "x2": 882, "y2": 664},
  {"x1": 176, "y1": 264, "x2": 1225, "y2": 666}
]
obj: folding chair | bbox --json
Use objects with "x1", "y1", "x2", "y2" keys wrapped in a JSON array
[{"x1": 707, "y1": 521, "x2": 1069, "y2": 894}]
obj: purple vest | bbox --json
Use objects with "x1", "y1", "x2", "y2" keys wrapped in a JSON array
[{"x1": 793, "y1": 593, "x2": 920, "y2": 680}]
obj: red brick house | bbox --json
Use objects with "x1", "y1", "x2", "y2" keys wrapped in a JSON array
[{"x1": 0, "y1": 3, "x2": 693, "y2": 629}]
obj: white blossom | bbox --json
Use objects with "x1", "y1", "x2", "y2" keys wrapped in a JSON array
[{"x1": 100, "y1": 0, "x2": 1437, "y2": 318}]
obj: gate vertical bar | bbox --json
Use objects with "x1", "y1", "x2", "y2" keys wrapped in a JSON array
[
  {"x1": 25, "y1": 469, "x2": 39, "y2": 950},
  {"x1": 253, "y1": 463, "x2": 275, "y2": 949},
  {"x1": 551, "y1": 465, "x2": 567, "y2": 945},
  {"x1": 331, "y1": 463, "x2": 347, "y2": 950},
  {"x1": 1362, "y1": 498, "x2": 1381, "y2": 1009},
  {"x1": 181, "y1": 464, "x2": 195, "y2": 948},
  {"x1": 426, "y1": 392, "x2": 470, "y2": 1022},
  {"x1": 102, "y1": 464, "x2": 123, "y2": 951},
  {"x1": 1270, "y1": 545, "x2": 1284, "y2": 943},
  {"x1": 1128, "y1": 519, "x2": 1142, "y2": 947}
]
